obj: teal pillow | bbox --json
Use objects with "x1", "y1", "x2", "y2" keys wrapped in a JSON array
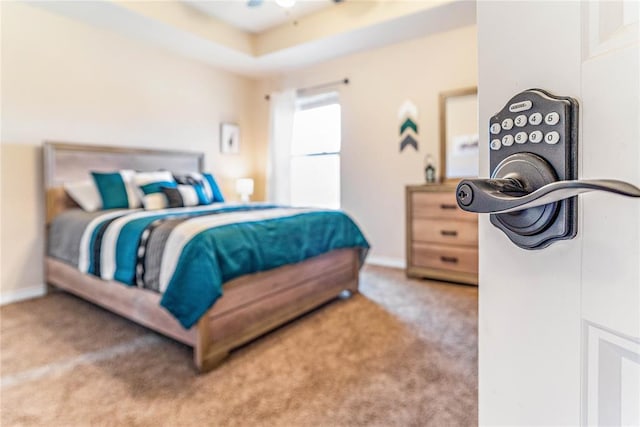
[
  {"x1": 91, "y1": 171, "x2": 135, "y2": 209},
  {"x1": 203, "y1": 173, "x2": 225, "y2": 203}
]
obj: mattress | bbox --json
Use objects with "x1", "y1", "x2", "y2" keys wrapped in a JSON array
[{"x1": 48, "y1": 204, "x2": 369, "y2": 328}]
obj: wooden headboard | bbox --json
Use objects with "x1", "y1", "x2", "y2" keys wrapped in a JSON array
[{"x1": 44, "y1": 141, "x2": 204, "y2": 224}]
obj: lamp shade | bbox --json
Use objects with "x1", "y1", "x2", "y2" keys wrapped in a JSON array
[
  {"x1": 275, "y1": 0, "x2": 296, "y2": 8},
  {"x1": 236, "y1": 178, "x2": 254, "y2": 202}
]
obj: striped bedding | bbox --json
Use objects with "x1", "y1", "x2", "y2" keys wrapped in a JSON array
[{"x1": 48, "y1": 204, "x2": 369, "y2": 328}]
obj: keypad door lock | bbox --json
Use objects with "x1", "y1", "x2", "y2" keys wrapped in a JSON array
[{"x1": 456, "y1": 89, "x2": 640, "y2": 250}]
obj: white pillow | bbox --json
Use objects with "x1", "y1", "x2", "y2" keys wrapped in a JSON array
[
  {"x1": 64, "y1": 180, "x2": 102, "y2": 212},
  {"x1": 120, "y1": 169, "x2": 143, "y2": 209}
]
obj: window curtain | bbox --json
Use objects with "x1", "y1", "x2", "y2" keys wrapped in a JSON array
[{"x1": 266, "y1": 89, "x2": 296, "y2": 204}]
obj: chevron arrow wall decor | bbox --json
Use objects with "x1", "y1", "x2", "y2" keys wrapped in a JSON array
[
  {"x1": 398, "y1": 99, "x2": 419, "y2": 152},
  {"x1": 400, "y1": 134, "x2": 418, "y2": 151},
  {"x1": 400, "y1": 117, "x2": 418, "y2": 135},
  {"x1": 397, "y1": 100, "x2": 419, "y2": 120}
]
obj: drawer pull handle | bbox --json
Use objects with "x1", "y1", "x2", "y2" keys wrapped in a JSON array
[
  {"x1": 440, "y1": 230, "x2": 458, "y2": 237},
  {"x1": 440, "y1": 256, "x2": 459, "y2": 264},
  {"x1": 440, "y1": 204, "x2": 458, "y2": 210}
]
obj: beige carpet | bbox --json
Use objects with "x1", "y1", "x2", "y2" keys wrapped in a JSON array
[{"x1": 0, "y1": 265, "x2": 477, "y2": 426}]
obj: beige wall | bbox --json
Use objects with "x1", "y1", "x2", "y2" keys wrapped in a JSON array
[
  {"x1": 258, "y1": 25, "x2": 478, "y2": 265},
  {"x1": 0, "y1": 3, "x2": 264, "y2": 302}
]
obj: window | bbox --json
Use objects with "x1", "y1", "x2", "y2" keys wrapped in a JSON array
[{"x1": 290, "y1": 92, "x2": 341, "y2": 209}]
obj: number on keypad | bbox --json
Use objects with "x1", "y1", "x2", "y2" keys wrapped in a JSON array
[
  {"x1": 502, "y1": 135, "x2": 514, "y2": 146},
  {"x1": 515, "y1": 115, "x2": 527, "y2": 127},
  {"x1": 529, "y1": 112, "x2": 542, "y2": 125},
  {"x1": 545, "y1": 112, "x2": 560, "y2": 125},
  {"x1": 530, "y1": 130, "x2": 543, "y2": 143},
  {"x1": 545, "y1": 131, "x2": 560, "y2": 144}
]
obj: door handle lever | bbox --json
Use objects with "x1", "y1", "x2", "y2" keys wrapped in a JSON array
[{"x1": 456, "y1": 178, "x2": 640, "y2": 214}]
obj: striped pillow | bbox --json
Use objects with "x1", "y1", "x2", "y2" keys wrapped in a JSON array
[
  {"x1": 203, "y1": 173, "x2": 225, "y2": 203},
  {"x1": 91, "y1": 170, "x2": 141, "y2": 209},
  {"x1": 135, "y1": 171, "x2": 177, "y2": 210},
  {"x1": 161, "y1": 184, "x2": 203, "y2": 208},
  {"x1": 174, "y1": 172, "x2": 225, "y2": 204}
]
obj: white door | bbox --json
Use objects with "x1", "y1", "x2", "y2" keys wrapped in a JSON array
[{"x1": 477, "y1": 1, "x2": 639, "y2": 425}]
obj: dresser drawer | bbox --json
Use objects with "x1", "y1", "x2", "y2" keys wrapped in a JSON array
[
  {"x1": 411, "y1": 243, "x2": 478, "y2": 274},
  {"x1": 412, "y1": 218, "x2": 478, "y2": 246},
  {"x1": 411, "y1": 191, "x2": 475, "y2": 221}
]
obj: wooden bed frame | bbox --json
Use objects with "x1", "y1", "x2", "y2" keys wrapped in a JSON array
[{"x1": 44, "y1": 142, "x2": 360, "y2": 373}]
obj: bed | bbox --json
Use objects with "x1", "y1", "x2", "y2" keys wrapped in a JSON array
[{"x1": 44, "y1": 142, "x2": 368, "y2": 372}]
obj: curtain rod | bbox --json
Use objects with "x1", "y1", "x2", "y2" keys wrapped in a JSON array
[{"x1": 264, "y1": 78, "x2": 349, "y2": 101}]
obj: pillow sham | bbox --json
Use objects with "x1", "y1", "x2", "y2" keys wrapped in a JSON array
[
  {"x1": 161, "y1": 184, "x2": 202, "y2": 208},
  {"x1": 135, "y1": 171, "x2": 177, "y2": 210},
  {"x1": 63, "y1": 179, "x2": 102, "y2": 212},
  {"x1": 174, "y1": 172, "x2": 225, "y2": 203},
  {"x1": 91, "y1": 170, "x2": 141, "y2": 209}
]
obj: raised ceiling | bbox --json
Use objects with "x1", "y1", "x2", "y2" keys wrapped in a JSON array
[
  {"x1": 182, "y1": 0, "x2": 335, "y2": 33},
  {"x1": 33, "y1": 0, "x2": 476, "y2": 77}
]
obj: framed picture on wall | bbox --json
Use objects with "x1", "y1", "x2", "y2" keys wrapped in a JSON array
[{"x1": 220, "y1": 123, "x2": 240, "y2": 154}]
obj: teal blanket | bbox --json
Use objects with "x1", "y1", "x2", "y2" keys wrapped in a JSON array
[{"x1": 81, "y1": 205, "x2": 369, "y2": 328}]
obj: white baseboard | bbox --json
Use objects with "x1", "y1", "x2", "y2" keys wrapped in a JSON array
[
  {"x1": 366, "y1": 256, "x2": 406, "y2": 269},
  {"x1": 0, "y1": 284, "x2": 46, "y2": 306}
]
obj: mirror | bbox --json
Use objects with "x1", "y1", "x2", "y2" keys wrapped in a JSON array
[{"x1": 439, "y1": 87, "x2": 479, "y2": 182}]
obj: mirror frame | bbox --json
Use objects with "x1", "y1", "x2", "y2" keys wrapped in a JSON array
[{"x1": 439, "y1": 86, "x2": 478, "y2": 183}]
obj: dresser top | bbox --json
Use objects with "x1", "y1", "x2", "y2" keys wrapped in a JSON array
[{"x1": 406, "y1": 182, "x2": 460, "y2": 192}]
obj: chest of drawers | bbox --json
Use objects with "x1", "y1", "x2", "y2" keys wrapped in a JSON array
[{"x1": 405, "y1": 184, "x2": 478, "y2": 285}]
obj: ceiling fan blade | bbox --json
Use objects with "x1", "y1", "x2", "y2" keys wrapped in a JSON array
[{"x1": 247, "y1": 0, "x2": 263, "y2": 7}]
